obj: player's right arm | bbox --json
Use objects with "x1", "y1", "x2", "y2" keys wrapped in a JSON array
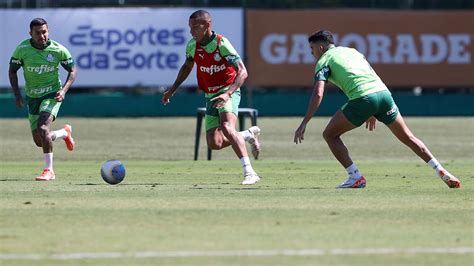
[
  {"x1": 8, "y1": 53, "x2": 24, "y2": 108},
  {"x1": 162, "y1": 58, "x2": 194, "y2": 105},
  {"x1": 294, "y1": 63, "x2": 330, "y2": 144},
  {"x1": 162, "y1": 39, "x2": 196, "y2": 106},
  {"x1": 294, "y1": 80, "x2": 326, "y2": 144}
]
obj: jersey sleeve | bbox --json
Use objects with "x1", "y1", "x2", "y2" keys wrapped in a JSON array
[
  {"x1": 314, "y1": 59, "x2": 331, "y2": 82},
  {"x1": 59, "y1": 45, "x2": 75, "y2": 71},
  {"x1": 185, "y1": 39, "x2": 196, "y2": 61},
  {"x1": 9, "y1": 45, "x2": 23, "y2": 71},
  {"x1": 218, "y1": 36, "x2": 241, "y2": 65}
]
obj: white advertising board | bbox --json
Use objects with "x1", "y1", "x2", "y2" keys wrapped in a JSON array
[{"x1": 0, "y1": 8, "x2": 243, "y2": 88}]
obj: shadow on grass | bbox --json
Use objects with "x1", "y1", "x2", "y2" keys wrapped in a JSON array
[
  {"x1": 76, "y1": 183, "x2": 164, "y2": 186},
  {"x1": 191, "y1": 186, "x2": 323, "y2": 190},
  {"x1": 75, "y1": 183, "x2": 323, "y2": 190}
]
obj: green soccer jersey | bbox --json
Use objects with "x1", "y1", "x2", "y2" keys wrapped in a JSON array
[
  {"x1": 10, "y1": 39, "x2": 74, "y2": 98},
  {"x1": 185, "y1": 31, "x2": 241, "y2": 64},
  {"x1": 314, "y1": 46, "x2": 388, "y2": 100}
]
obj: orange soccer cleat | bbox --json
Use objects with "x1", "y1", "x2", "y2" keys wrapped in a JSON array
[
  {"x1": 63, "y1": 124, "x2": 75, "y2": 151},
  {"x1": 35, "y1": 168, "x2": 55, "y2": 181},
  {"x1": 438, "y1": 169, "x2": 461, "y2": 188}
]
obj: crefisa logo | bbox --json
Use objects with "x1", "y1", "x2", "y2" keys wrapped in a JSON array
[{"x1": 68, "y1": 25, "x2": 187, "y2": 70}]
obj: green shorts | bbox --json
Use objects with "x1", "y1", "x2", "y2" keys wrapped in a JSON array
[
  {"x1": 27, "y1": 92, "x2": 62, "y2": 131},
  {"x1": 205, "y1": 88, "x2": 241, "y2": 131},
  {"x1": 342, "y1": 90, "x2": 398, "y2": 127}
]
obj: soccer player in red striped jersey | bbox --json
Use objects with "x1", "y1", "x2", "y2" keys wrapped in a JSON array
[{"x1": 162, "y1": 10, "x2": 261, "y2": 185}]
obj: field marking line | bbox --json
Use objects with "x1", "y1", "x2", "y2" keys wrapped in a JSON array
[{"x1": 1, "y1": 247, "x2": 473, "y2": 260}]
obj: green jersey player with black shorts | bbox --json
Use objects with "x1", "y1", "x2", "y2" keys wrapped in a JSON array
[
  {"x1": 294, "y1": 30, "x2": 460, "y2": 189},
  {"x1": 9, "y1": 18, "x2": 77, "y2": 181}
]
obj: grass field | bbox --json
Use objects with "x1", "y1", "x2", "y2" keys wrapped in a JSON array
[{"x1": 0, "y1": 117, "x2": 473, "y2": 265}]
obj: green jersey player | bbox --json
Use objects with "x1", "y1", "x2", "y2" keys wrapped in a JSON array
[
  {"x1": 9, "y1": 18, "x2": 77, "y2": 181},
  {"x1": 294, "y1": 30, "x2": 460, "y2": 189}
]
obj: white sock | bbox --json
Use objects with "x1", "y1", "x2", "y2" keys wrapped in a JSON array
[
  {"x1": 240, "y1": 156, "x2": 255, "y2": 175},
  {"x1": 346, "y1": 163, "x2": 362, "y2": 179},
  {"x1": 239, "y1": 130, "x2": 253, "y2": 141},
  {"x1": 428, "y1": 158, "x2": 444, "y2": 174},
  {"x1": 51, "y1": 128, "x2": 68, "y2": 140},
  {"x1": 44, "y1": 153, "x2": 53, "y2": 170}
]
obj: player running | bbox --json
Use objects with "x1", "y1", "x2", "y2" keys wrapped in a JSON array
[
  {"x1": 162, "y1": 10, "x2": 261, "y2": 185},
  {"x1": 9, "y1": 18, "x2": 77, "y2": 181},
  {"x1": 294, "y1": 30, "x2": 461, "y2": 189}
]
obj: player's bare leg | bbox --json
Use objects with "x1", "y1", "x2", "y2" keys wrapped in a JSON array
[
  {"x1": 217, "y1": 112, "x2": 247, "y2": 158},
  {"x1": 35, "y1": 112, "x2": 55, "y2": 181},
  {"x1": 206, "y1": 127, "x2": 232, "y2": 150},
  {"x1": 37, "y1": 112, "x2": 54, "y2": 153},
  {"x1": 206, "y1": 112, "x2": 259, "y2": 185},
  {"x1": 208, "y1": 125, "x2": 261, "y2": 160},
  {"x1": 323, "y1": 110, "x2": 366, "y2": 188},
  {"x1": 32, "y1": 129, "x2": 43, "y2": 148},
  {"x1": 386, "y1": 114, "x2": 461, "y2": 188}
]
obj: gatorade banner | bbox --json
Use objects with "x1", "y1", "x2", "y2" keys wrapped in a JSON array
[{"x1": 246, "y1": 10, "x2": 473, "y2": 87}]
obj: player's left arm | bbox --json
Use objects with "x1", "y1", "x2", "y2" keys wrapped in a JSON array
[
  {"x1": 228, "y1": 59, "x2": 248, "y2": 94},
  {"x1": 212, "y1": 59, "x2": 248, "y2": 108},
  {"x1": 365, "y1": 116, "x2": 376, "y2": 131},
  {"x1": 55, "y1": 50, "x2": 76, "y2": 102},
  {"x1": 55, "y1": 66, "x2": 76, "y2": 102},
  {"x1": 211, "y1": 38, "x2": 247, "y2": 108}
]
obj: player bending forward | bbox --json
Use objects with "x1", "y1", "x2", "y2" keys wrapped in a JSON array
[
  {"x1": 162, "y1": 10, "x2": 261, "y2": 185},
  {"x1": 294, "y1": 30, "x2": 461, "y2": 189}
]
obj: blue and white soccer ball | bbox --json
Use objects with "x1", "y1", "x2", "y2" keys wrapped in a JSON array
[{"x1": 100, "y1": 160, "x2": 126, "y2": 185}]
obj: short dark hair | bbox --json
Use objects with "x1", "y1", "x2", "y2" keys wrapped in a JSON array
[
  {"x1": 30, "y1": 18, "x2": 48, "y2": 31},
  {"x1": 189, "y1": 10, "x2": 211, "y2": 21},
  {"x1": 308, "y1": 30, "x2": 334, "y2": 46}
]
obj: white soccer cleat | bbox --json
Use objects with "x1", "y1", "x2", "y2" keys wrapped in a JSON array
[
  {"x1": 438, "y1": 169, "x2": 461, "y2": 188},
  {"x1": 336, "y1": 176, "x2": 366, "y2": 188},
  {"x1": 247, "y1": 126, "x2": 261, "y2": 160},
  {"x1": 241, "y1": 173, "x2": 260, "y2": 185}
]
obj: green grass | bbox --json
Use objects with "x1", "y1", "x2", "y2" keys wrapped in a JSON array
[{"x1": 0, "y1": 117, "x2": 473, "y2": 265}]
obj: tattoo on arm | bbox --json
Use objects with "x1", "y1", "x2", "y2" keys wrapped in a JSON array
[
  {"x1": 62, "y1": 67, "x2": 77, "y2": 93},
  {"x1": 227, "y1": 60, "x2": 248, "y2": 94}
]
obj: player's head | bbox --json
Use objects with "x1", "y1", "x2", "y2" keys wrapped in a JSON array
[
  {"x1": 189, "y1": 10, "x2": 212, "y2": 43},
  {"x1": 308, "y1": 30, "x2": 335, "y2": 60},
  {"x1": 29, "y1": 18, "x2": 49, "y2": 47}
]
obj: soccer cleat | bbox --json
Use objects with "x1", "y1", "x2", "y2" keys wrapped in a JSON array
[
  {"x1": 241, "y1": 173, "x2": 260, "y2": 185},
  {"x1": 438, "y1": 169, "x2": 461, "y2": 188},
  {"x1": 35, "y1": 168, "x2": 55, "y2": 181},
  {"x1": 337, "y1": 176, "x2": 366, "y2": 188},
  {"x1": 63, "y1": 124, "x2": 75, "y2": 151},
  {"x1": 247, "y1": 126, "x2": 261, "y2": 160}
]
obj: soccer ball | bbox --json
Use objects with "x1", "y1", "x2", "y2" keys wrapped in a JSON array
[{"x1": 100, "y1": 160, "x2": 126, "y2": 185}]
